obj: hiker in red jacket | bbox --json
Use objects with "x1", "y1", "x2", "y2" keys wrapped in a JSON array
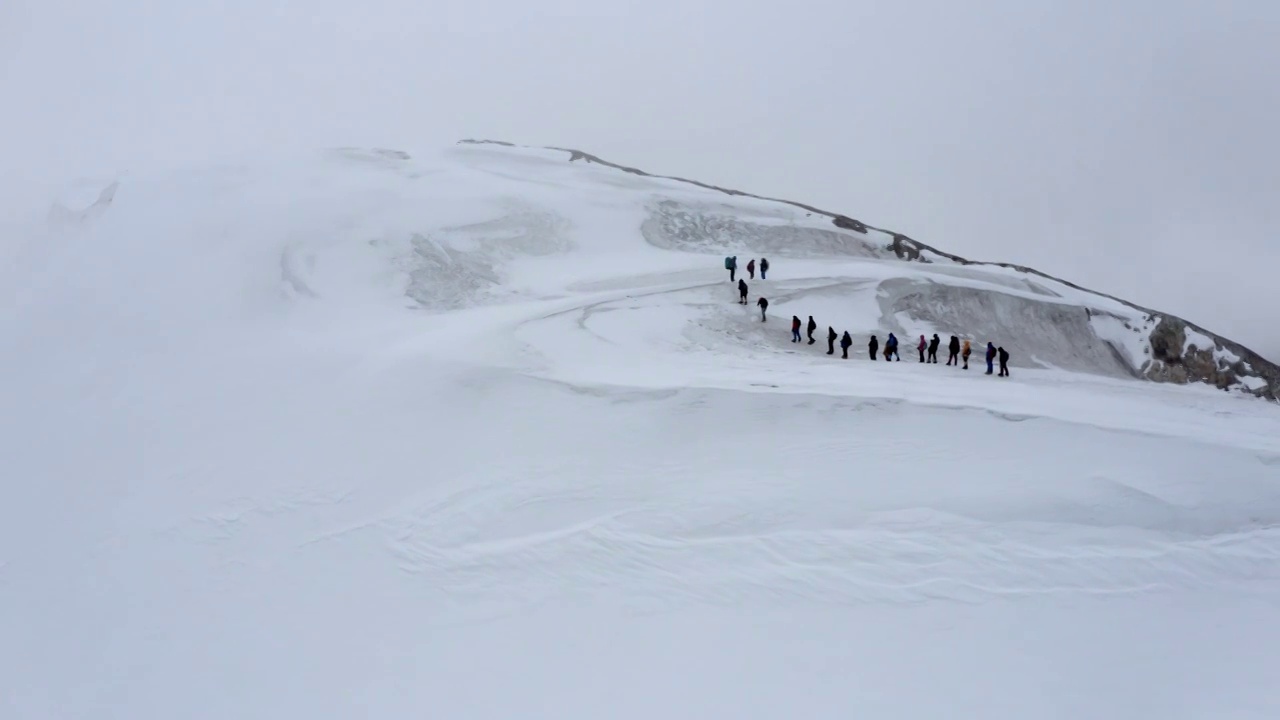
[
  {"x1": 747, "y1": 258, "x2": 756, "y2": 280},
  {"x1": 791, "y1": 315, "x2": 802, "y2": 342}
]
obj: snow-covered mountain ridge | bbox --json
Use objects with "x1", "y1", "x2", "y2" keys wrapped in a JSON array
[{"x1": 462, "y1": 139, "x2": 1279, "y2": 401}]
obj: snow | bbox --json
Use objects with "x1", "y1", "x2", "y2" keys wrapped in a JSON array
[
  {"x1": 1217, "y1": 345, "x2": 1244, "y2": 367},
  {"x1": 1185, "y1": 326, "x2": 1216, "y2": 354},
  {"x1": 1240, "y1": 375, "x2": 1269, "y2": 391},
  {"x1": 1088, "y1": 311, "x2": 1154, "y2": 370},
  {"x1": 4, "y1": 144, "x2": 1280, "y2": 719}
]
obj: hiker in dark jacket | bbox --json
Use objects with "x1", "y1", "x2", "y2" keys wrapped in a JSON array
[
  {"x1": 806, "y1": 316, "x2": 817, "y2": 344},
  {"x1": 747, "y1": 258, "x2": 756, "y2": 280},
  {"x1": 791, "y1": 316, "x2": 802, "y2": 342},
  {"x1": 928, "y1": 334, "x2": 940, "y2": 363},
  {"x1": 869, "y1": 335, "x2": 879, "y2": 360},
  {"x1": 759, "y1": 257, "x2": 770, "y2": 279},
  {"x1": 737, "y1": 279, "x2": 748, "y2": 304},
  {"x1": 840, "y1": 331, "x2": 853, "y2": 359},
  {"x1": 947, "y1": 335, "x2": 961, "y2": 366},
  {"x1": 827, "y1": 327, "x2": 837, "y2": 355},
  {"x1": 998, "y1": 347, "x2": 1010, "y2": 377},
  {"x1": 725, "y1": 255, "x2": 737, "y2": 282},
  {"x1": 757, "y1": 296, "x2": 768, "y2": 321},
  {"x1": 985, "y1": 342, "x2": 997, "y2": 375}
]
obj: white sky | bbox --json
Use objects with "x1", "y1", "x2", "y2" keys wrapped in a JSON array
[{"x1": 3, "y1": 0, "x2": 1277, "y2": 360}]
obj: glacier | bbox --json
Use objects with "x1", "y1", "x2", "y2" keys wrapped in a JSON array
[{"x1": 2, "y1": 141, "x2": 1279, "y2": 719}]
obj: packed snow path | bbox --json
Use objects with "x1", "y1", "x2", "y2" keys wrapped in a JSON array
[{"x1": 3, "y1": 144, "x2": 1279, "y2": 719}]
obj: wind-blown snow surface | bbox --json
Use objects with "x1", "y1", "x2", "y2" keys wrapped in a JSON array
[{"x1": 3, "y1": 144, "x2": 1280, "y2": 719}]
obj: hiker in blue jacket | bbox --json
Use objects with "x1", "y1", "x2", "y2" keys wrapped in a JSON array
[
  {"x1": 725, "y1": 256, "x2": 737, "y2": 282},
  {"x1": 885, "y1": 333, "x2": 900, "y2": 361},
  {"x1": 985, "y1": 342, "x2": 997, "y2": 375}
]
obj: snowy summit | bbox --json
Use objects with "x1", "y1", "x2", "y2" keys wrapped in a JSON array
[{"x1": 3, "y1": 140, "x2": 1280, "y2": 718}]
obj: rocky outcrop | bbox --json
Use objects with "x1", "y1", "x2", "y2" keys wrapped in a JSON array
[
  {"x1": 1145, "y1": 317, "x2": 1279, "y2": 400},
  {"x1": 457, "y1": 139, "x2": 1280, "y2": 401}
]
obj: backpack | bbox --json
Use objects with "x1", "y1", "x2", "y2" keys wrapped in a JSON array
[{"x1": 724, "y1": 257, "x2": 732, "y2": 269}]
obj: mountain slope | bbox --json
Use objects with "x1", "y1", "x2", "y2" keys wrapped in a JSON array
[
  {"x1": 461, "y1": 139, "x2": 1279, "y2": 400},
  {"x1": 3, "y1": 143, "x2": 1279, "y2": 719}
]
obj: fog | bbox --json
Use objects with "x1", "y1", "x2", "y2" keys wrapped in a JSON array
[{"x1": 3, "y1": 0, "x2": 1277, "y2": 359}]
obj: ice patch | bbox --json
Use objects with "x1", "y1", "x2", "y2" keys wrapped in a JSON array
[{"x1": 640, "y1": 198, "x2": 878, "y2": 258}]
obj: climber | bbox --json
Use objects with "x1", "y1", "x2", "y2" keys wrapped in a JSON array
[
  {"x1": 928, "y1": 334, "x2": 940, "y2": 363},
  {"x1": 757, "y1": 296, "x2": 768, "y2": 321},
  {"x1": 998, "y1": 346, "x2": 1011, "y2": 377},
  {"x1": 760, "y1": 257, "x2": 770, "y2": 279},
  {"x1": 885, "y1": 333, "x2": 900, "y2": 361},
  {"x1": 827, "y1": 326, "x2": 837, "y2": 355},
  {"x1": 806, "y1": 316, "x2": 817, "y2": 345},
  {"x1": 725, "y1": 256, "x2": 737, "y2": 282},
  {"x1": 985, "y1": 342, "x2": 997, "y2": 375},
  {"x1": 917, "y1": 335, "x2": 927, "y2": 363},
  {"x1": 840, "y1": 331, "x2": 853, "y2": 359},
  {"x1": 791, "y1": 316, "x2": 803, "y2": 343},
  {"x1": 961, "y1": 339, "x2": 971, "y2": 369},
  {"x1": 747, "y1": 258, "x2": 756, "y2": 280},
  {"x1": 737, "y1": 278, "x2": 748, "y2": 304},
  {"x1": 947, "y1": 335, "x2": 961, "y2": 366},
  {"x1": 868, "y1": 335, "x2": 879, "y2": 361}
]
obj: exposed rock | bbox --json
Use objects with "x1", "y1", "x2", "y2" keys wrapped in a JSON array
[
  {"x1": 832, "y1": 215, "x2": 868, "y2": 233},
  {"x1": 890, "y1": 234, "x2": 923, "y2": 261},
  {"x1": 1142, "y1": 317, "x2": 1278, "y2": 400}
]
